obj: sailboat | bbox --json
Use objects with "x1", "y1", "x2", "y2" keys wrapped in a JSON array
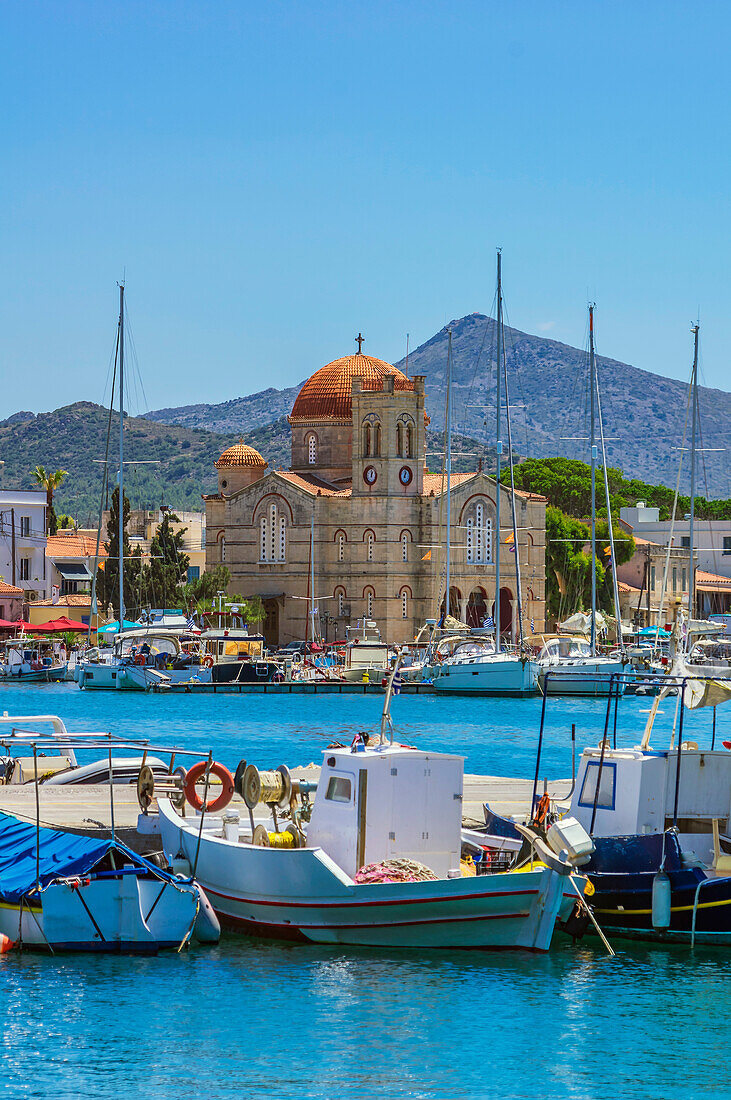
[
  {"x1": 537, "y1": 304, "x2": 626, "y2": 696},
  {"x1": 76, "y1": 288, "x2": 213, "y2": 692},
  {"x1": 432, "y1": 252, "x2": 539, "y2": 695}
]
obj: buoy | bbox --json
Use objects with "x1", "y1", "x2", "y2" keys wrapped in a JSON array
[
  {"x1": 184, "y1": 761, "x2": 235, "y2": 813},
  {"x1": 652, "y1": 870, "x2": 672, "y2": 930},
  {"x1": 0, "y1": 933, "x2": 15, "y2": 954}
]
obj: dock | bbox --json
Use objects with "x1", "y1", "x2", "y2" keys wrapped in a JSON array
[
  {"x1": 0, "y1": 770, "x2": 573, "y2": 846},
  {"x1": 151, "y1": 680, "x2": 435, "y2": 695}
]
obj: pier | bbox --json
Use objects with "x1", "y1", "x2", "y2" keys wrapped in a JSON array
[{"x1": 150, "y1": 680, "x2": 435, "y2": 695}]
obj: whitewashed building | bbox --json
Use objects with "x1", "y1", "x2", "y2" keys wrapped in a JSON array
[{"x1": 0, "y1": 490, "x2": 49, "y2": 604}]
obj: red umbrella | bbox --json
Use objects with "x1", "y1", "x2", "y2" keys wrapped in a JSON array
[{"x1": 30, "y1": 616, "x2": 88, "y2": 633}]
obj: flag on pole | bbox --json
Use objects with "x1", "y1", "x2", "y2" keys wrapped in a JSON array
[
  {"x1": 505, "y1": 533, "x2": 514, "y2": 544},
  {"x1": 186, "y1": 614, "x2": 197, "y2": 631},
  {"x1": 421, "y1": 550, "x2": 432, "y2": 560},
  {"x1": 392, "y1": 671, "x2": 402, "y2": 695},
  {"x1": 482, "y1": 615, "x2": 495, "y2": 628},
  {"x1": 530, "y1": 617, "x2": 535, "y2": 633}
]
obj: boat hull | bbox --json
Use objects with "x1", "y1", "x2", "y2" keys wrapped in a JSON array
[
  {"x1": 586, "y1": 834, "x2": 731, "y2": 945},
  {"x1": 539, "y1": 659, "x2": 627, "y2": 696},
  {"x1": 158, "y1": 801, "x2": 577, "y2": 951},
  {"x1": 432, "y1": 658, "x2": 538, "y2": 696}
]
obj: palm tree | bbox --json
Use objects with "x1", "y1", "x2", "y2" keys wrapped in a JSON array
[{"x1": 33, "y1": 466, "x2": 68, "y2": 534}]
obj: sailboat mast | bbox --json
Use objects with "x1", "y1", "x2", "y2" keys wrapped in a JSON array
[
  {"x1": 688, "y1": 323, "x2": 699, "y2": 627},
  {"x1": 589, "y1": 303, "x2": 597, "y2": 657},
  {"x1": 500, "y1": 259, "x2": 524, "y2": 648},
  {"x1": 118, "y1": 283, "x2": 125, "y2": 628},
  {"x1": 445, "y1": 328, "x2": 453, "y2": 622},
  {"x1": 495, "y1": 251, "x2": 503, "y2": 653}
]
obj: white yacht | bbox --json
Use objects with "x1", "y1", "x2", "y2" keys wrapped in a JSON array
[
  {"x1": 536, "y1": 635, "x2": 625, "y2": 696},
  {"x1": 432, "y1": 638, "x2": 538, "y2": 695}
]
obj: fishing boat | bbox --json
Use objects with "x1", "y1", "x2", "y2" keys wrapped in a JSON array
[
  {"x1": 0, "y1": 638, "x2": 67, "y2": 683},
  {"x1": 77, "y1": 627, "x2": 211, "y2": 690},
  {"x1": 153, "y1": 669, "x2": 590, "y2": 951},
  {"x1": 0, "y1": 810, "x2": 217, "y2": 953},
  {"x1": 340, "y1": 620, "x2": 391, "y2": 683}
]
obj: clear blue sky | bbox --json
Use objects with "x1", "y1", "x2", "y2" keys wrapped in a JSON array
[{"x1": 1, "y1": 1, "x2": 729, "y2": 417}]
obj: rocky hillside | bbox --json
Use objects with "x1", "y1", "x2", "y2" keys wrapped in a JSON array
[{"x1": 145, "y1": 314, "x2": 730, "y2": 496}]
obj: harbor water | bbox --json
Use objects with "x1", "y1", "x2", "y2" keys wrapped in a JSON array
[{"x1": 1, "y1": 682, "x2": 730, "y2": 1100}]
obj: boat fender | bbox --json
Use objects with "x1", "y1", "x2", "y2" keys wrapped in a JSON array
[
  {"x1": 652, "y1": 870, "x2": 672, "y2": 930},
  {"x1": 0, "y1": 933, "x2": 15, "y2": 954},
  {"x1": 184, "y1": 761, "x2": 235, "y2": 813},
  {"x1": 193, "y1": 885, "x2": 221, "y2": 944}
]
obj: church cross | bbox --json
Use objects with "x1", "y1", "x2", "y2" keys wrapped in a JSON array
[{"x1": 355, "y1": 333, "x2": 364, "y2": 354}]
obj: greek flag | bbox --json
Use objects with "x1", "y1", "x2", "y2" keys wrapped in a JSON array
[
  {"x1": 392, "y1": 671, "x2": 402, "y2": 695},
  {"x1": 482, "y1": 616, "x2": 495, "y2": 629},
  {"x1": 530, "y1": 617, "x2": 535, "y2": 633},
  {"x1": 186, "y1": 614, "x2": 197, "y2": 631}
]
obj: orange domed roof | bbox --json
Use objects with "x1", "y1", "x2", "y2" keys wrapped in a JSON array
[
  {"x1": 215, "y1": 442, "x2": 267, "y2": 469},
  {"x1": 290, "y1": 353, "x2": 413, "y2": 421}
]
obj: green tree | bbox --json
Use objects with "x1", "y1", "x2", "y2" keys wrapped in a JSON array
[
  {"x1": 545, "y1": 506, "x2": 634, "y2": 623},
  {"x1": 33, "y1": 466, "x2": 68, "y2": 534},
  {"x1": 95, "y1": 487, "x2": 142, "y2": 620},
  {"x1": 138, "y1": 511, "x2": 190, "y2": 610}
]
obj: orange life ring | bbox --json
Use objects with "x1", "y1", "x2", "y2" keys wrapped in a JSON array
[
  {"x1": 203, "y1": 655, "x2": 214, "y2": 669},
  {"x1": 184, "y1": 761, "x2": 235, "y2": 813}
]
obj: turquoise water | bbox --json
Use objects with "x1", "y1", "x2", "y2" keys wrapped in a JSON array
[{"x1": 1, "y1": 683, "x2": 730, "y2": 1100}]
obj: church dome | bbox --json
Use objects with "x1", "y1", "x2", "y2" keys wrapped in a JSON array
[
  {"x1": 290, "y1": 353, "x2": 412, "y2": 421},
  {"x1": 215, "y1": 442, "x2": 267, "y2": 469}
]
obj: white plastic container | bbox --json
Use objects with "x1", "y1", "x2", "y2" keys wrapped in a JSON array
[
  {"x1": 546, "y1": 816, "x2": 594, "y2": 866},
  {"x1": 222, "y1": 809, "x2": 241, "y2": 843}
]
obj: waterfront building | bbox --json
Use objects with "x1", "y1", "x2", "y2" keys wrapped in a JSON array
[
  {"x1": 0, "y1": 490, "x2": 49, "y2": 604},
  {"x1": 204, "y1": 342, "x2": 547, "y2": 646},
  {"x1": 98, "y1": 508, "x2": 205, "y2": 582}
]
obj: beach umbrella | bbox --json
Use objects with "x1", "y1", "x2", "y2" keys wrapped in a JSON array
[{"x1": 30, "y1": 616, "x2": 88, "y2": 633}]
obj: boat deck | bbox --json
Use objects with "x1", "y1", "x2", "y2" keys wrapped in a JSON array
[{"x1": 0, "y1": 770, "x2": 573, "y2": 846}]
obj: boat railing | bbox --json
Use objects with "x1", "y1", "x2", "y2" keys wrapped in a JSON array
[{"x1": 534, "y1": 671, "x2": 728, "y2": 836}]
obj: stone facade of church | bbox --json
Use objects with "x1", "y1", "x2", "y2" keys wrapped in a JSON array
[{"x1": 205, "y1": 347, "x2": 547, "y2": 646}]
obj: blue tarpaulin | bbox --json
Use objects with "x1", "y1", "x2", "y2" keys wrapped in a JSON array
[{"x1": 0, "y1": 811, "x2": 114, "y2": 904}]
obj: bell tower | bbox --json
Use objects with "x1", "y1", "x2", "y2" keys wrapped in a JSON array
[{"x1": 351, "y1": 374, "x2": 426, "y2": 497}]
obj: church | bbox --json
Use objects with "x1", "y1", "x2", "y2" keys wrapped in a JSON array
[{"x1": 204, "y1": 339, "x2": 547, "y2": 647}]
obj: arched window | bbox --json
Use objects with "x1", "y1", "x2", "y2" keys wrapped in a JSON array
[
  {"x1": 363, "y1": 423, "x2": 371, "y2": 457},
  {"x1": 401, "y1": 532, "x2": 409, "y2": 562},
  {"x1": 374, "y1": 423, "x2": 382, "y2": 456},
  {"x1": 338, "y1": 534, "x2": 345, "y2": 562},
  {"x1": 334, "y1": 586, "x2": 346, "y2": 617},
  {"x1": 364, "y1": 587, "x2": 375, "y2": 618},
  {"x1": 406, "y1": 423, "x2": 413, "y2": 458},
  {"x1": 465, "y1": 501, "x2": 492, "y2": 564},
  {"x1": 307, "y1": 434, "x2": 317, "y2": 464},
  {"x1": 259, "y1": 500, "x2": 286, "y2": 562},
  {"x1": 399, "y1": 587, "x2": 411, "y2": 620},
  {"x1": 220, "y1": 535, "x2": 226, "y2": 563},
  {"x1": 397, "y1": 423, "x2": 404, "y2": 457},
  {"x1": 365, "y1": 531, "x2": 375, "y2": 562}
]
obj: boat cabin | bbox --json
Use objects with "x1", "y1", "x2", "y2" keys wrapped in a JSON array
[
  {"x1": 202, "y1": 629, "x2": 265, "y2": 663},
  {"x1": 570, "y1": 745, "x2": 731, "y2": 865},
  {"x1": 306, "y1": 744, "x2": 463, "y2": 878},
  {"x1": 539, "y1": 636, "x2": 592, "y2": 661},
  {"x1": 112, "y1": 629, "x2": 185, "y2": 668}
]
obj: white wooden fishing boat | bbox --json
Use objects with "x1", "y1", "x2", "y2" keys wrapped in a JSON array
[
  {"x1": 0, "y1": 639, "x2": 66, "y2": 683},
  {"x1": 155, "y1": 736, "x2": 588, "y2": 951}
]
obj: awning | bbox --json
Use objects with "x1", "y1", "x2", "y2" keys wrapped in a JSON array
[
  {"x1": 29, "y1": 616, "x2": 88, "y2": 633},
  {"x1": 55, "y1": 563, "x2": 92, "y2": 581}
]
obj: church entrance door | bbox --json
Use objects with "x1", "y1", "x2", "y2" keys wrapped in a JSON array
[{"x1": 262, "y1": 599, "x2": 280, "y2": 648}]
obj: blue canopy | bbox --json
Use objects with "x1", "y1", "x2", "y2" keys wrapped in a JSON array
[
  {"x1": 0, "y1": 811, "x2": 116, "y2": 903},
  {"x1": 637, "y1": 626, "x2": 671, "y2": 638},
  {"x1": 97, "y1": 619, "x2": 139, "y2": 634}
]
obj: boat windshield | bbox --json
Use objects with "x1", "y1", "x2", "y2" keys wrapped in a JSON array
[
  {"x1": 450, "y1": 640, "x2": 495, "y2": 659},
  {"x1": 117, "y1": 636, "x2": 179, "y2": 658}
]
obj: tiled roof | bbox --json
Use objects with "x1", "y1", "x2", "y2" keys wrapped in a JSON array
[
  {"x1": 215, "y1": 442, "x2": 267, "y2": 469},
  {"x1": 617, "y1": 581, "x2": 641, "y2": 593},
  {"x1": 46, "y1": 532, "x2": 106, "y2": 558},
  {"x1": 422, "y1": 471, "x2": 547, "y2": 502},
  {"x1": 696, "y1": 569, "x2": 731, "y2": 590},
  {"x1": 33, "y1": 594, "x2": 92, "y2": 607},
  {"x1": 276, "y1": 472, "x2": 352, "y2": 497},
  {"x1": 0, "y1": 581, "x2": 23, "y2": 596},
  {"x1": 289, "y1": 354, "x2": 413, "y2": 421}
]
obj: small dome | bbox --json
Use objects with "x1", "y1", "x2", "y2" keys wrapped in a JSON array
[
  {"x1": 215, "y1": 442, "x2": 267, "y2": 469},
  {"x1": 290, "y1": 353, "x2": 413, "y2": 421}
]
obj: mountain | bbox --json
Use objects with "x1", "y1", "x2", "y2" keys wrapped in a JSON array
[{"x1": 145, "y1": 314, "x2": 730, "y2": 496}]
